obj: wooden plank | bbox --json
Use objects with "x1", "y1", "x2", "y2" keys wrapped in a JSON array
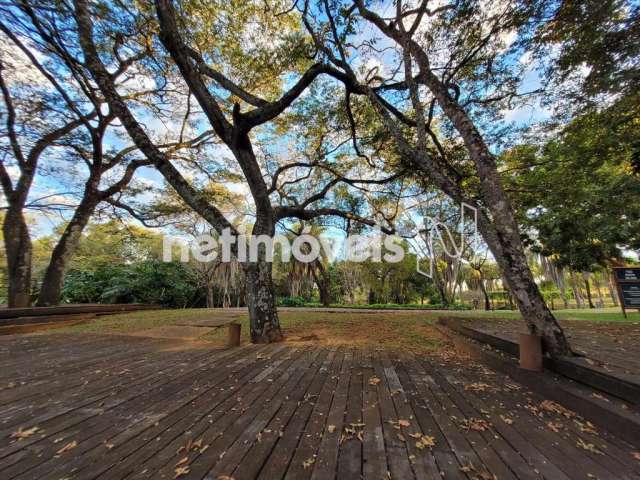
[
  {"x1": 446, "y1": 361, "x2": 640, "y2": 478},
  {"x1": 257, "y1": 349, "x2": 344, "y2": 479},
  {"x1": 368, "y1": 350, "x2": 415, "y2": 480},
  {"x1": 153, "y1": 348, "x2": 326, "y2": 479},
  {"x1": 434, "y1": 358, "x2": 634, "y2": 480},
  {"x1": 379, "y1": 351, "x2": 442, "y2": 479},
  {"x1": 361, "y1": 349, "x2": 389, "y2": 480},
  {"x1": 337, "y1": 348, "x2": 363, "y2": 479},
  {"x1": 62, "y1": 346, "x2": 294, "y2": 480},
  {"x1": 95, "y1": 345, "x2": 299, "y2": 479},
  {"x1": 229, "y1": 349, "x2": 338, "y2": 479},
  {"x1": 0, "y1": 346, "x2": 253, "y2": 478},
  {"x1": 309, "y1": 348, "x2": 353, "y2": 480}
]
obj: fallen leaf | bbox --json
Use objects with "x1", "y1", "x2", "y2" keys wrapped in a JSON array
[
  {"x1": 56, "y1": 440, "x2": 77, "y2": 455},
  {"x1": 415, "y1": 435, "x2": 436, "y2": 449},
  {"x1": 327, "y1": 425, "x2": 336, "y2": 433},
  {"x1": 460, "y1": 418, "x2": 490, "y2": 432},
  {"x1": 398, "y1": 419, "x2": 410, "y2": 428},
  {"x1": 10, "y1": 426, "x2": 39, "y2": 440},
  {"x1": 540, "y1": 400, "x2": 575, "y2": 418},
  {"x1": 500, "y1": 415, "x2": 513, "y2": 425},
  {"x1": 574, "y1": 420, "x2": 598, "y2": 435},
  {"x1": 576, "y1": 438, "x2": 603, "y2": 455},
  {"x1": 369, "y1": 376, "x2": 381, "y2": 386},
  {"x1": 632, "y1": 452, "x2": 640, "y2": 461},
  {"x1": 175, "y1": 457, "x2": 189, "y2": 467},
  {"x1": 464, "y1": 382, "x2": 492, "y2": 392},
  {"x1": 174, "y1": 466, "x2": 190, "y2": 478},
  {"x1": 547, "y1": 421, "x2": 563, "y2": 433},
  {"x1": 302, "y1": 457, "x2": 315, "y2": 469}
]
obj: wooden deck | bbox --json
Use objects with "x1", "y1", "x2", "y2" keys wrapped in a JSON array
[{"x1": 0, "y1": 334, "x2": 638, "y2": 479}]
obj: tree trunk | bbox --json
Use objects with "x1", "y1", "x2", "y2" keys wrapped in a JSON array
[
  {"x1": 3, "y1": 208, "x2": 32, "y2": 307},
  {"x1": 479, "y1": 279, "x2": 491, "y2": 311},
  {"x1": 583, "y1": 272, "x2": 595, "y2": 309},
  {"x1": 608, "y1": 273, "x2": 619, "y2": 306},
  {"x1": 593, "y1": 275, "x2": 605, "y2": 308},
  {"x1": 312, "y1": 262, "x2": 331, "y2": 307},
  {"x1": 244, "y1": 216, "x2": 282, "y2": 343},
  {"x1": 317, "y1": 275, "x2": 331, "y2": 307},
  {"x1": 245, "y1": 259, "x2": 282, "y2": 342},
  {"x1": 205, "y1": 283, "x2": 215, "y2": 308},
  {"x1": 569, "y1": 271, "x2": 584, "y2": 308},
  {"x1": 37, "y1": 198, "x2": 97, "y2": 306},
  {"x1": 478, "y1": 216, "x2": 571, "y2": 356}
]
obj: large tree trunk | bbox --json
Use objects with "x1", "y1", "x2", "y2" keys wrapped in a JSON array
[
  {"x1": 244, "y1": 216, "x2": 282, "y2": 343},
  {"x1": 37, "y1": 198, "x2": 97, "y2": 306},
  {"x1": 245, "y1": 259, "x2": 282, "y2": 342},
  {"x1": 3, "y1": 208, "x2": 32, "y2": 307},
  {"x1": 479, "y1": 216, "x2": 571, "y2": 356}
]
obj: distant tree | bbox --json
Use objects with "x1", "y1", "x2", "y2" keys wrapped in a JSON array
[
  {"x1": 304, "y1": 0, "x2": 573, "y2": 355},
  {"x1": 503, "y1": 106, "x2": 640, "y2": 276},
  {"x1": 0, "y1": 3, "x2": 214, "y2": 306}
]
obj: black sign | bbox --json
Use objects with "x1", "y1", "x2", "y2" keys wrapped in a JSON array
[
  {"x1": 620, "y1": 284, "x2": 640, "y2": 308},
  {"x1": 615, "y1": 268, "x2": 640, "y2": 282}
]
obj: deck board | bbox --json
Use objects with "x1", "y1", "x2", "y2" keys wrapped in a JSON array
[{"x1": 0, "y1": 333, "x2": 638, "y2": 479}]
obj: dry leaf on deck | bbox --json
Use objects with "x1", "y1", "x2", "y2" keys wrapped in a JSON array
[
  {"x1": 174, "y1": 466, "x2": 190, "y2": 478},
  {"x1": 175, "y1": 457, "x2": 189, "y2": 467},
  {"x1": 302, "y1": 458, "x2": 315, "y2": 469},
  {"x1": 10, "y1": 426, "x2": 39, "y2": 440},
  {"x1": 415, "y1": 435, "x2": 436, "y2": 449},
  {"x1": 368, "y1": 376, "x2": 381, "y2": 386},
  {"x1": 460, "y1": 418, "x2": 490, "y2": 432},
  {"x1": 576, "y1": 438, "x2": 603, "y2": 455},
  {"x1": 464, "y1": 382, "x2": 492, "y2": 392},
  {"x1": 398, "y1": 419, "x2": 410, "y2": 427},
  {"x1": 575, "y1": 420, "x2": 598, "y2": 435},
  {"x1": 327, "y1": 425, "x2": 336, "y2": 433},
  {"x1": 540, "y1": 400, "x2": 575, "y2": 418},
  {"x1": 56, "y1": 440, "x2": 77, "y2": 455},
  {"x1": 547, "y1": 421, "x2": 563, "y2": 433},
  {"x1": 500, "y1": 415, "x2": 513, "y2": 425}
]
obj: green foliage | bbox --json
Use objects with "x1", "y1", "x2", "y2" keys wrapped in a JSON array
[
  {"x1": 503, "y1": 98, "x2": 640, "y2": 272},
  {"x1": 533, "y1": 0, "x2": 640, "y2": 100},
  {"x1": 278, "y1": 296, "x2": 306, "y2": 307},
  {"x1": 62, "y1": 261, "x2": 203, "y2": 308}
]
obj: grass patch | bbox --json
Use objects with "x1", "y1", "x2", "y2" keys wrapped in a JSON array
[{"x1": 55, "y1": 306, "x2": 639, "y2": 352}]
